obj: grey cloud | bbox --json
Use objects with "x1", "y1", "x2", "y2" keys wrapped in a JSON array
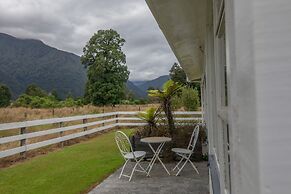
[{"x1": 0, "y1": 0, "x2": 177, "y2": 80}]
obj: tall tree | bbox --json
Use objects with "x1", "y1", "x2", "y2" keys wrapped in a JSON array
[
  {"x1": 81, "y1": 29, "x2": 130, "y2": 105},
  {"x1": 169, "y1": 62, "x2": 201, "y2": 100},
  {"x1": 169, "y1": 62, "x2": 187, "y2": 84},
  {"x1": 0, "y1": 84, "x2": 11, "y2": 107}
]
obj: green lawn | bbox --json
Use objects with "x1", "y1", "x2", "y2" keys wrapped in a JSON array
[{"x1": 0, "y1": 129, "x2": 133, "y2": 194}]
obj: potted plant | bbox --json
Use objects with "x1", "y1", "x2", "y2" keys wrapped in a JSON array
[
  {"x1": 148, "y1": 80, "x2": 182, "y2": 136},
  {"x1": 137, "y1": 107, "x2": 161, "y2": 136},
  {"x1": 130, "y1": 107, "x2": 161, "y2": 158}
]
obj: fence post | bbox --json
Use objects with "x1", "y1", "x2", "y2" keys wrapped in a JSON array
[
  {"x1": 102, "y1": 108, "x2": 105, "y2": 126},
  {"x1": 115, "y1": 113, "x2": 119, "y2": 129},
  {"x1": 20, "y1": 127, "x2": 27, "y2": 157},
  {"x1": 59, "y1": 122, "x2": 64, "y2": 147},
  {"x1": 83, "y1": 118, "x2": 87, "y2": 131},
  {"x1": 116, "y1": 113, "x2": 119, "y2": 123},
  {"x1": 83, "y1": 118, "x2": 89, "y2": 138}
]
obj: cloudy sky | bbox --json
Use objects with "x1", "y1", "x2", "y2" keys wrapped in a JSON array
[{"x1": 0, "y1": 0, "x2": 177, "y2": 80}]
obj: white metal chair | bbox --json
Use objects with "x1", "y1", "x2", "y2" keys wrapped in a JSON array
[
  {"x1": 171, "y1": 124, "x2": 200, "y2": 176},
  {"x1": 115, "y1": 131, "x2": 147, "y2": 181}
]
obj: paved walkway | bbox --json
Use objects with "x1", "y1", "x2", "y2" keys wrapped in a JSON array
[{"x1": 89, "y1": 161, "x2": 209, "y2": 194}]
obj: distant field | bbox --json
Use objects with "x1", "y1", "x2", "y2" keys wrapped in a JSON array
[
  {"x1": 0, "y1": 104, "x2": 158, "y2": 124},
  {"x1": 0, "y1": 129, "x2": 133, "y2": 194}
]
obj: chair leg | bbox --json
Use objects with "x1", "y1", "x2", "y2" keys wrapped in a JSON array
[
  {"x1": 129, "y1": 157, "x2": 147, "y2": 181},
  {"x1": 172, "y1": 157, "x2": 184, "y2": 171},
  {"x1": 135, "y1": 156, "x2": 147, "y2": 173},
  {"x1": 137, "y1": 161, "x2": 146, "y2": 172},
  {"x1": 119, "y1": 160, "x2": 129, "y2": 179},
  {"x1": 189, "y1": 160, "x2": 199, "y2": 174},
  {"x1": 146, "y1": 152, "x2": 160, "y2": 176},
  {"x1": 129, "y1": 162, "x2": 139, "y2": 182},
  {"x1": 175, "y1": 158, "x2": 188, "y2": 176}
]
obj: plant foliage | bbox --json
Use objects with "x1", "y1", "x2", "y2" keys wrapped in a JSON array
[
  {"x1": 138, "y1": 107, "x2": 161, "y2": 136},
  {"x1": 81, "y1": 29, "x2": 130, "y2": 105},
  {"x1": 181, "y1": 87, "x2": 200, "y2": 111},
  {"x1": 25, "y1": 84, "x2": 48, "y2": 97},
  {"x1": 169, "y1": 62, "x2": 201, "y2": 98},
  {"x1": 13, "y1": 94, "x2": 83, "y2": 108},
  {"x1": 0, "y1": 84, "x2": 11, "y2": 107},
  {"x1": 169, "y1": 62, "x2": 187, "y2": 84},
  {"x1": 148, "y1": 80, "x2": 182, "y2": 136}
]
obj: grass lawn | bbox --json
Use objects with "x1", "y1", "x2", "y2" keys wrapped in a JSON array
[{"x1": 0, "y1": 129, "x2": 133, "y2": 194}]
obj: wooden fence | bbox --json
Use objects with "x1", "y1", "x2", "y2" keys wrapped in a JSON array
[{"x1": 0, "y1": 111, "x2": 202, "y2": 158}]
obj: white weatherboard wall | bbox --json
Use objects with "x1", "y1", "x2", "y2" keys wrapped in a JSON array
[
  {"x1": 225, "y1": 0, "x2": 261, "y2": 193},
  {"x1": 212, "y1": 0, "x2": 291, "y2": 193},
  {"x1": 227, "y1": 0, "x2": 291, "y2": 193},
  {"x1": 252, "y1": 0, "x2": 291, "y2": 193},
  {"x1": 146, "y1": 0, "x2": 291, "y2": 193}
]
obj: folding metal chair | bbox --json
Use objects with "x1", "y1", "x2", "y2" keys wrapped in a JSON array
[
  {"x1": 171, "y1": 124, "x2": 200, "y2": 176},
  {"x1": 115, "y1": 131, "x2": 147, "y2": 181}
]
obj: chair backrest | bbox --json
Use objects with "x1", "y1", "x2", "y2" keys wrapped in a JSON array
[
  {"x1": 187, "y1": 125, "x2": 200, "y2": 152},
  {"x1": 115, "y1": 131, "x2": 134, "y2": 158}
]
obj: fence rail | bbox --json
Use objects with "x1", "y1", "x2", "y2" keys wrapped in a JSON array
[{"x1": 0, "y1": 111, "x2": 202, "y2": 158}]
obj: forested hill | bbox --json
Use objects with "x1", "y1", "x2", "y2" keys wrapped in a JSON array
[
  {"x1": 0, "y1": 33, "x2": 87, "y2": 99},
  {"x1": 0, "y1": 33, "x2": 170, "y2": 100},
  {"x1": 138, "y1": 75, "x2": 170, "y2": 92},
  {"x1": 128, "y1": 75, "x2": 170, "y2": 98},
  {"x1": 126, "y1": 80, "x2": 147, "y2": 98}
]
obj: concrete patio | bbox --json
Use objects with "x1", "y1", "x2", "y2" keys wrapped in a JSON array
[{"x1": 89, "y1": 161, "x2": 209, "y2": 194}]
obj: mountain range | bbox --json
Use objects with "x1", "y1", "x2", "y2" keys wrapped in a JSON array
[
  {"x1": 127, "y1": 75, "x2": 170, "y2": 98},
  {"x1": 0, "y1": 33, "x2": 87, "y2": 99},
  {"x1": 0, "y1": 33, "x2": 169, "y2": 99}
]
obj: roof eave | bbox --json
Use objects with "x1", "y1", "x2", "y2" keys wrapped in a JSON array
[{"x1": 146, "y1": 0, "x2": 207, "y2": 80}]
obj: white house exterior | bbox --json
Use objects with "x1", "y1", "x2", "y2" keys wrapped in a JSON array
[{"x1": 146, "y1": 0, "x2": 291, "y2": 194}]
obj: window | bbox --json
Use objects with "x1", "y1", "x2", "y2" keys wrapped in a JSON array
[{"x1": 214, "y1": 0, "x2": 232, "y2": 192}]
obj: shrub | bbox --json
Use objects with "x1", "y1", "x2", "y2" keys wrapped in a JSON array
[
  {"x1": 134, "y1": 99, "x2": 148, "y2": 105},
  {"x1": 59, "y1": 97, "x2": 78, "y2": 107},
  {"x1": 30, "y1": 96, "x2": 47, "y2": 108},
  {"x1": 25, "y1": 84, "x2": 47, "y2": 97},
  {"x1": 181, "y1": 87, "x2": 200, "y2": 111},
  {"x1": 13, "y1": 95, "x2": 84, "y2": 108},
  {"x1": 171, "y1": 95, "x2": 183, "y2": 110},
  {"x1": 120, "y1": 100, "x2": 132, "y2": 105},
  {"x1": 14, "y1": 95, "x2": 57, "y2": 108},
  {"x1": 14, "y1": 94, "x2": 33, "y2": 107},
  {"x1": 0, "y1": 84, "x2": 12, "y2": 107}
]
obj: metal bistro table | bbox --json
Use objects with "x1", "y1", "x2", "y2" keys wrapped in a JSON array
[{"x1": 141, "y1": 136, "x2": 172, "y2": 176}]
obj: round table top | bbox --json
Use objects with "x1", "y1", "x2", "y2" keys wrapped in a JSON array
[{"x1": 140, "y1": 137, "x2": 172, "y2": 144}]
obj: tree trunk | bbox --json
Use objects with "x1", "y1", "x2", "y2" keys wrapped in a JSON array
[
  {"x1": 148, "y1": 125, "x2": 152, "y2": 136},
  {"x1": 163, "y1": 99, "x2": 175, "y2": 136}
]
